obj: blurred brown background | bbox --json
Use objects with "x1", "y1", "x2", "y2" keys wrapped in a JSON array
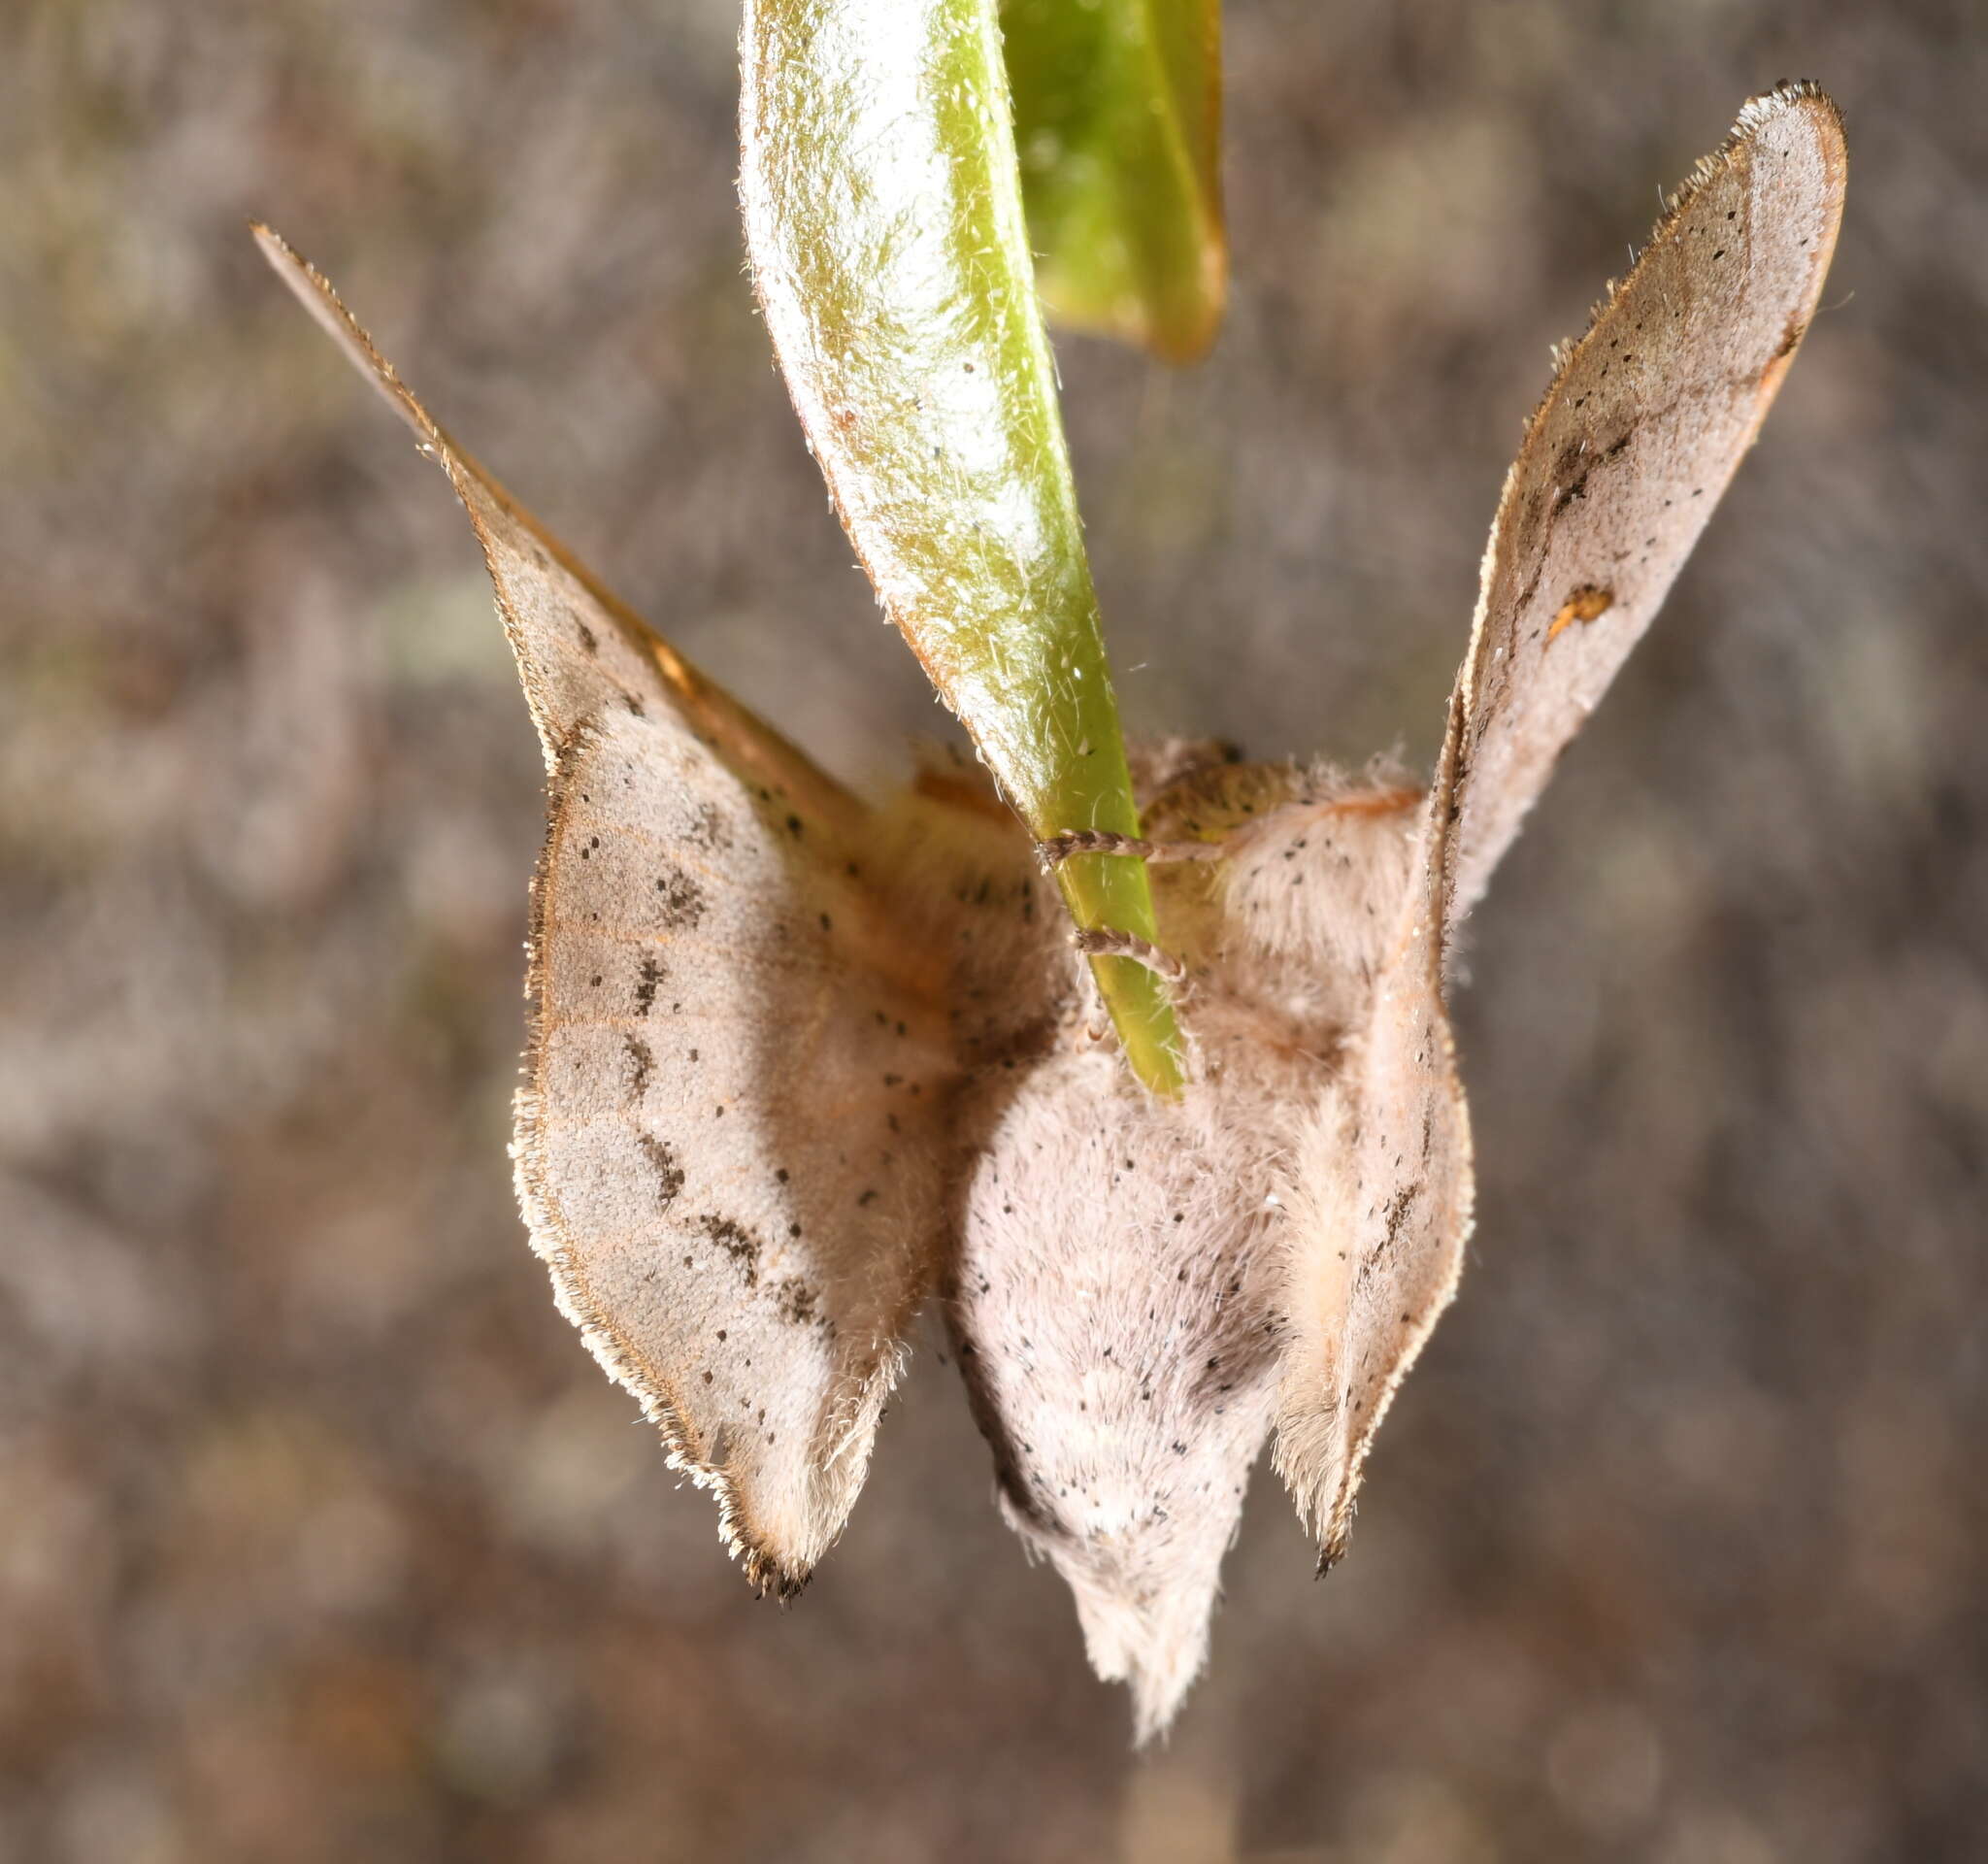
[{"x1": 4, "y1": 1, "x2": 1985, "y2": 1858}]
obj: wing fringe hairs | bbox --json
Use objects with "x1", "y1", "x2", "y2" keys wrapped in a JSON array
[{"x1": 253, "y1": 78, "x2": 1843, "y2": 1740}]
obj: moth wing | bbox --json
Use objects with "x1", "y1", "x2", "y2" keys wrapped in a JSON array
[
  {"x1": 1447, "y1": 83, "x2": 1846, "y2": 920},
  {"x1": 258, "y1": 228, "x2": 958, "y2": 1593},
  {"x1": 252, "y1": 226, "x2": 855, "y2": 828},
  {"x1": 1274, "y1": 84, "x2": 1846, "y2": 1563},
  {"x1": 527, "y1": 713, "x2": 958, "y2": 1594},
  {"x1": 1273, "y1": 707, "x2": 1474, "y2": 1562}
]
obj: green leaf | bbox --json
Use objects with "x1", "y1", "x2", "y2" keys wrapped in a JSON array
[
  {"x1": 1003, "y1": 0, "x2": 1226, "y2": 362},
  {"x1": 740, "y1": 0, "x2": 1185, "y2": 1096}
]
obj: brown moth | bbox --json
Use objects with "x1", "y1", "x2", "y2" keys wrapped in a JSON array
[{"x1": 257, "y1": 81, "x2": 1845, "y2": 1740}]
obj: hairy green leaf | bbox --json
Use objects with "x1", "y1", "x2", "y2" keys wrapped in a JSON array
[
  {"x1": 1004, "y1": 0, "x2": 1225, "y2": 361},
  {"x1": 740, "y1": 0, "x2": 1184, "y2": 1094}
]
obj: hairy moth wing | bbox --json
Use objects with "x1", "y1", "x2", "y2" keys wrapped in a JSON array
[
  {"x1": 1274, "y1": 702, "x2": 1474, "y2": 1563},
  {"x1": 251, "y1": 229, "x2": 849, "y2": 821},
  {"x1": 257, "y1": 229, "x2": 963, "y2": 1594},
  {"x1": 1272, "y1": 83, "x2": 1843, "y2": 1570},
  {"x1": 1447, "y1": 83, "x2": 1846, "y2": 920}
]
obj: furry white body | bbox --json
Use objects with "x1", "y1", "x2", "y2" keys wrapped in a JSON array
[{"x1": 944, "y1": 764, "x2": 1422, "y2": 1736}]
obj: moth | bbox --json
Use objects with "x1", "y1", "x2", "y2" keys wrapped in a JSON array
[{"x1": 258, "y1": 82, "x2": 1845, "y2": 1740}]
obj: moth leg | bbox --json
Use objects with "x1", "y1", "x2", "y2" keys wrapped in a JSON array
[
  {"x1": 1042, "y1": 835, "x2": 1222, "y2": 984},
  {"x1": 1071, "y1": 927, "x2": 1187, "y2": 982},
  {"x1": 1037, "y1": 829, "x2": 1225, "y2": 866}
]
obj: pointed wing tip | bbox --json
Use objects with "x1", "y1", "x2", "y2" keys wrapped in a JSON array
[
  {"x1": 1601, "y1": 80, "x2": 1844, "y2": 342},
  {"x1": 1681, "y1": 80, "x2": 1847, "y2": 222},
  {"x1": 249, "y1": 218, "x2": 341, "y2": 329},
  {"x1": 251, "y1": 218, "x2": 440, "y2": 448},
  {"x1": 1735, "y1": 78, "x2": 1845, "y2": 144},
  {"x1": 739, "y1": 1540, "x2": 812, "y2": 1604},
  {"x1": 1731, "y1": 78, "x2": 1848, "y2": 186},
  {"x1": 248, "y1": 217, "x2": 289, "y2": 263},
  {"x1": 1497, "y1": 78, "x2": 1847, "y2": 525}
]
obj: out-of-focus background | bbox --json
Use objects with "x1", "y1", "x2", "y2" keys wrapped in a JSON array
[{"x1": 5, "y1": 1, "x2": 1985, "y2": 1857}]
